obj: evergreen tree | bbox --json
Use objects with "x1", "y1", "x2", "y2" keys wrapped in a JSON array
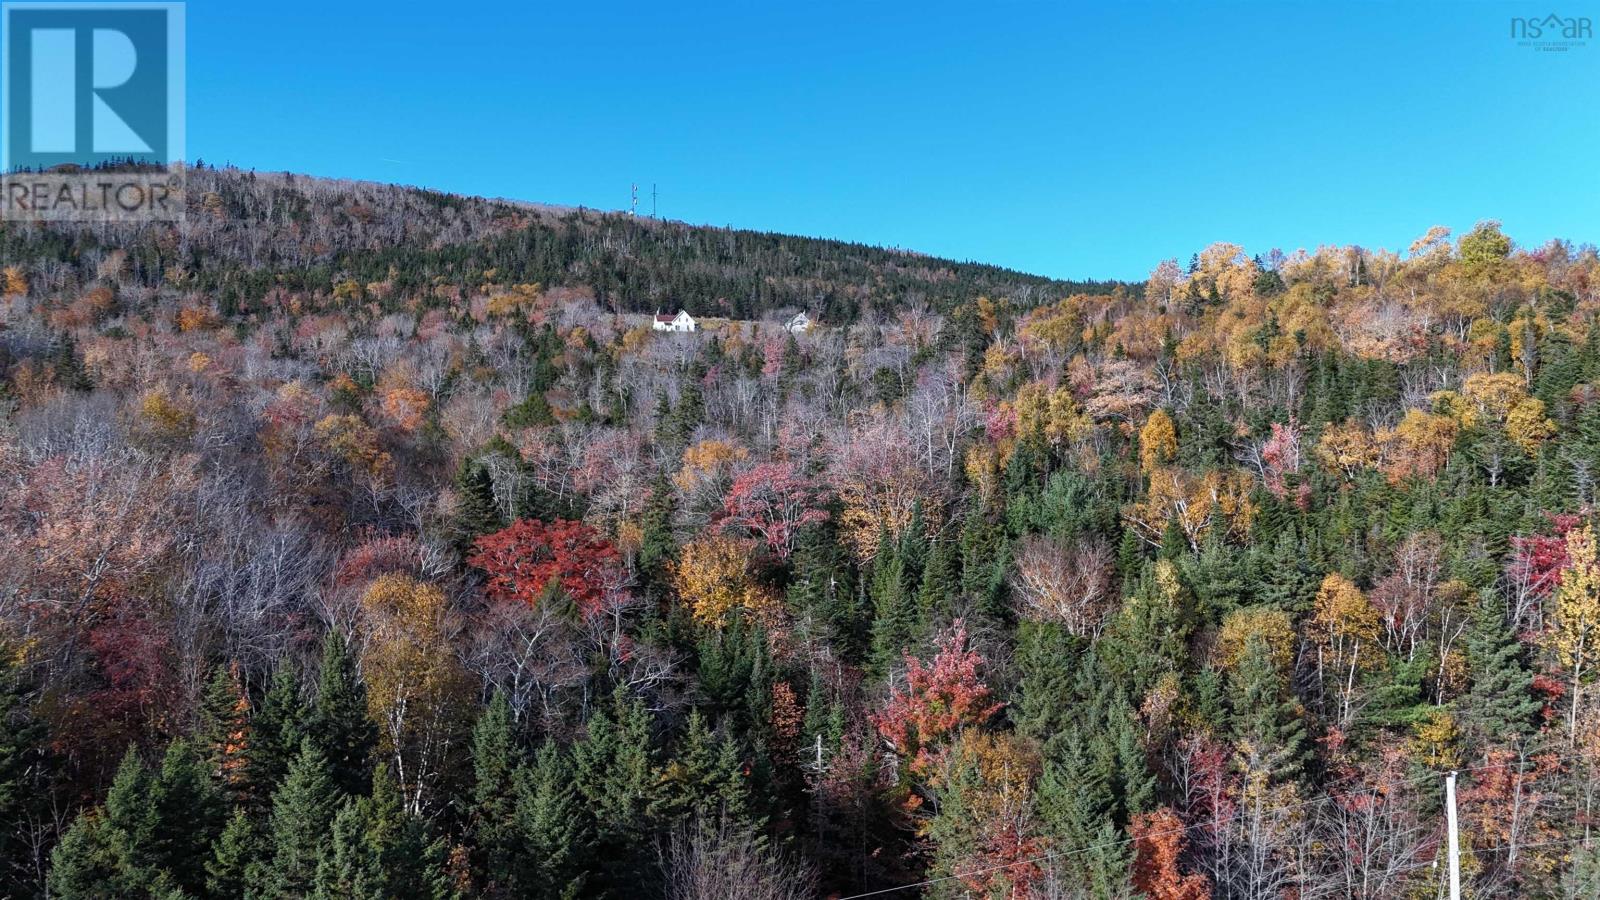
[
  {"x1": 915, "y1": 537, "x2": 959, "y2": 639},
  {"x1": 572, "y1": 686, "x2": 657, "y2": 892},
  {"x1": 960, "y1": 503, "x2": 1007, "y2": 604},
  {"x1": 655, "y1": 711, "x2": 754, "y2": 829},
  {"x1": 470, "y1": 693, "x2": 522, "y2": 897},
  {"x1": 787, "y1": 519, "x2": 863, "y2": 660},
  {"x1": 0, "y1": 647, "x2": 46, "y2": 898},
  {"x1": 1461, "y1": 589, "x2": 1542, "y2": 745},
  {"x1": 1037, "y1": 733, "x2": 1131, "y2": 896},
  {"x1": 1229, "y1": 636, "x2": 1309, "y2": 787},
  {"x1": 151, "y1": 739, "x2": 225, "y2": 895},
  {"x1": 46, "y1": 810, "x2": 146, "y2": 900},
  {"x1": 255, "y1": 741, "x2": 342, "y2": 900},
  {"x1": 252, "y1": 664, "x2": 306, "y2": 795},
  {"x1": 450, "y1": 459, "x2": 505, "y2": 551},
  {"x1": 1013, "y1": 621, "x2": 1086, "y2": 744},
  {"x1": 196, "y1": 662, "x2": 254, "y2": 806},
  {"x1": 868, "y1": 536, "x2": 916, "y2": 679},
  {"x1": 48, "y1": 750, "x2": 163, "y2": 899},
  {"x1": 312, "y1": 799, "x2": 386, "y2": 900},
  {"x1": 373, "y1": 765, "x2": 455, "y2": 900},
  {"x1": 307, "y1": 631, "x2": 376, "y2": 798},
  {"x1": 207, "y1": 810, "x2": 262, "y2": 900},
  {"x1": 636, "y1": 472, "x2": 677, "y2": 587},
  {"x1": 514, "y1": 742, "x2": 589, "y2": 900}
]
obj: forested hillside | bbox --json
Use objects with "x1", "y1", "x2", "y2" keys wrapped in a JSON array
[
  {"x1": 0, "y1": 166, "x2": 1112, "y2": 328},
  {"x1": 3, "y1": 174, "x2": 1600, "y2": 898}
]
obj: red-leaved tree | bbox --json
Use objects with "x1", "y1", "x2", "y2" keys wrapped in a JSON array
[
  {"x1": 1131, "y1": 807, "x2": 1210, "y2": 900},
  {"x1": 469, "y1": 518, "x2": 623, "y2": 619},
  {"x1": 872, "y1": 619, "x2": 1001, "y2": 778},
  {"x1": 718, "y1": 461, "x2": 828, "y2": 559}
]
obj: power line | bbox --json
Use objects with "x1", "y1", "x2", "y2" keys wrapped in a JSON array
[{"x1": 833, "y1": 754, "x2": 1589, "y2": 900}]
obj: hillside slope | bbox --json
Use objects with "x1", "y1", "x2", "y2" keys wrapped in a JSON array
[
  {"x1": 4, "y1": 181, "x2": 1600, "y2": 899},
  {"x1": 2, "y1": 166, "x2": 1123, "y2": 325}
]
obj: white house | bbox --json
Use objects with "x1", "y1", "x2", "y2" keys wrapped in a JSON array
[
  {"x1": 784, "y1": 311, "x2": 813, "y2": 334},
  {"x1": 652, "y1": 310, "x2": 697, "y2": 333}
]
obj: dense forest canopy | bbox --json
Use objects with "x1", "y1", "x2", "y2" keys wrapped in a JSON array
[{"x1": 3, "y1": 171, "x2": 1600, "y2": 899}]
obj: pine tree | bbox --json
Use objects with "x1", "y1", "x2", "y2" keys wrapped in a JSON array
[
  {"x1": 470, "y1": 693, "x2": 522, "y2": 897},
  {"x1": 307, "y1": 631, "x2": 376, "y2": 798},
  {"x1": 1461, "y1": 589, "x2": 1542, "y2": 745},
  {"x1": 151, "y1": 738, "x2": 225, "y2": 895},
  {"x1": 0, "y1": 647, "x2": 46, "y2": 898},
  {"x1": 515, "y1": 742, "x2": 589, "y2": 900},
  {"x1": 450, "y1": 459, "x2": 504, "y2": 551},
  {"x1": 1229, "y1": 636, "x2": 1308, "y2": 787},
  {"x1": 253, "y1": 664, "x2": 306, "y2": 795},
  {"x1": 196, "y1": 662, "x2": 254, "y2": 806},
  {"x1": 207, "y1": 809, "x2": 262, "y2": 900},
  {"x1": 256, "y1": 741, "x2": 342, "y2": 900}
]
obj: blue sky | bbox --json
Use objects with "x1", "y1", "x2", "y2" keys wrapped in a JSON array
[{"x1": 187, "y1": 1, "x2": 1600, "y2": 281}]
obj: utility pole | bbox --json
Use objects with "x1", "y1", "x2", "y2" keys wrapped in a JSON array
[{"x1": 1445, "y1": 770, "x2": 1461, "y2": 900}]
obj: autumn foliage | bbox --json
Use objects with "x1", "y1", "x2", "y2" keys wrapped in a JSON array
[{"x1": 469, "y1": 518, "x2": 623, "y2": 618}]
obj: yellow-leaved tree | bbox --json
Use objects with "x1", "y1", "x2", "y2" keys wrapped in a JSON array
[
  {"x1": 1550, "y1": 524, "x2": 1600, "y2": 744},
  {"x1": 1308, "y1": 573, "x2": 1382, "y2": 726},
  {"x1": 1138, "y1": 409, "x2": 1178, "y2": 474},
  {"x1": 360, "y1": 574, "x2": 473, "y2": 810},
  {"x1": 671, "y1": 534, "x2": 775, "y2": 627}
]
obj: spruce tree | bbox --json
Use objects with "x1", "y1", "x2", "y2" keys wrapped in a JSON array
[
  {"x1": 1013, "y1": 621, "x2": 1085, "y2": 744},
  {"x1": 470, "y1": 693, "x2": 522, "y2": 897},
  {"x1": 365, "y1": 765, "x2": 455, "y2": 900},
  {"x1": 0, "y1": 648, "x2": 46, "y2": 898},
  {"x1": 915, "y1": 537, "x2": 958, "y2": 639},
  {"x1": 256, "y1": 741, "x2": 341, "y2": 900},
  {"x1": 46, "y1": 812, "x2": 141, "y2": 900},
  {"x1": 307, "y1": 631, "x2": 376, "y2": 798},
  {"x1": 636, "y1": 472, "x2": 677, "y2": 587},
  {"x1": 571, "y1": 686, "x2": 657, "y2": 892},
  {"x1": 868, "y1": 528, "x2": 917, "y2": 677},
  {"x1": 207, "y1": 809, "x2": 262, "y2": 900},
  {"x1": 515, "y1": 742, "x2": 589, "y2": 900},
  {"x1": 253, "y1": 664, "x2": 306, "y2": 795},
  {"x1": 1461, "y1": 589, "x2": 1542, "y2": 745},
  {"x1": 150, "y1": 738, "x2": 225, "y2": 896},
  {"x1": 47, "y1": 749, "x2": 163, "y2": 899},
  {"x1": 196, "y1": 662, "x2": 254, "y2": 806},
  {"x1": 1229, "y1": 636, "x2": 1309, "y2": 787},
  {"x1": 450, "y1": 458, "x2": 505, "y2": 551},
  {"x1": 311, "y1": 799, "x2": 386, "y2": 900}
]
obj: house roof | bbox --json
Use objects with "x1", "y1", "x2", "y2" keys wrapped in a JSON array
[{"x1": 655, "y1": 314, "x2": 675, "y2": 322}]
